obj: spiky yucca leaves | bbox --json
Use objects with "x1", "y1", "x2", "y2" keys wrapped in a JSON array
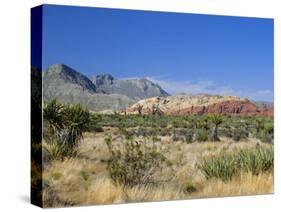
[
  {"x1": 43, "y1": 100, "x2": 91, "y2": 160},
  {"x1": 61, "y1": 104, "x2": 91, "y2": 149},
  {"x1": 43, "y1": 99, "x2": 65, "y2": 140},
  {"x1": 43, "y1": 142, "x2": 77, "y2": 162},
  {"x1": 199, "y1": 155, "x2": 236, "y2": 181},
  {"x1": 195, "y1": 116, "x2": 209, "y2": 130},
  {"x1": 195, "y1": 129, "x2": 208, "y2": 142},
  {"x1": 253, "y1": 117, "x2": 274, "y2": 143},
  {"x1": 237, "y1": 145, "x2": 274, "y2": 175},
  {"x1": 255, "y1": 117, "x2": 265, "y2": 135},
  {"x1": 199, "y1": 145, "x2": 274, "y2": 181},
  {"x1": 259, "y1": 122, "x2": 274, "y2": 143}
]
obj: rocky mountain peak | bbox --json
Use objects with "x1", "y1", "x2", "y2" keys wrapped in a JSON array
[
  {"x1": 44, "y1": 64, "x2": 96, "y2": 93},
  {"x1": 91, "y1": 75, "x2": 169, "y2": 100},
  {"x1": 92, "y1": 74, "x2": 114, "y2": 87}
]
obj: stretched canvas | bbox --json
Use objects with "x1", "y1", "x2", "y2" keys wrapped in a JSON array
[{"x1": 31, "y1": 4, "x2": 274, "y2": 208}]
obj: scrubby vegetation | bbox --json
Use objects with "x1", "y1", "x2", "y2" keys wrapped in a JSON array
[
  {"x1": 41, "y1": 101, "x2": 274, "y2": 207},
  {"x1": 199, "y1": 144, "x2": 274, "y2": 181},
  {"x1": 98, "y1": 113, "x2": 274, "y2": 144},
  {"x1": 43, "y1": 100, "x2": 92, "y2": 161},
  {"x1": 106, "y1": 137, "x2": 167, "y2": 187}
]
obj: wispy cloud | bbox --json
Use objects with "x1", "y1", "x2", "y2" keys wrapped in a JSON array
[{"x1": 145, "y1": 77, "x2": 273, "y2": 102}]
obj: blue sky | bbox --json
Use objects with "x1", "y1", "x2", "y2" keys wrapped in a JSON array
[{"x1": 42, "y1": 4, "x2": 274, "y2": 101}]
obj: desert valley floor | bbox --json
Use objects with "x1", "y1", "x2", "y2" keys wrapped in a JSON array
[{"x1": 42, "y1": 123, "x2": 273, "y2": 207}]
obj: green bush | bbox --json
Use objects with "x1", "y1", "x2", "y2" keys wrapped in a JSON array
[
  {"x1": 258, "y1": 122, "x2": 274, "y2": 143},
  {"x1": 258, "y1": 132, "x2": 273, "y2": 143},
  {"x1": 199, "y1": 155, "x2": 236, "y2": 181},
  {"x1": 195, "y1": 129, "x2": 208, "y2": 142},
  {"x1": 105, "y1": 138, "x2": 166, "y2": 187},
  {"x1": 172, "y1": 134, "x2": 183, "y2": 142},
  {"x1": 184, "y1": 130, "x2": 194, "y2": 143},
  {"x1": 237, "y1": 145, "x2": 274, "y2": 175},
  {"x1": 199, "y1": 145, "x2": 274, "y2": 181},
  {"x1": 43, "y1": 142, "x2": 77, "y2": 162},
  {"x1": 219, "y1": 127, "x2": 232, "y2": 138},
  {"x1": 61, "y1": 104, "x2": 91, "y2": 148},
  {"x1": 184, "y1": 183, "x2": 198, "y2": 193},
  {"x1": 232, "y1": 127, "x2": 248, "y2": 141},
  {"x1": 43, "y1": 100, "x2": 91, "y2": 160}
]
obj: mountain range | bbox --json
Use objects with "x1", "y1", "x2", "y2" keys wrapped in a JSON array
[
  {"x1": 43, "y1": 64, "x2": 168, "y2": 111},
  {"x1": 42, "y1": 64, "x2": 273, "y2": 116},
  {"x1": 92, "y1": 74, "x2": 169, "y2": 100}
]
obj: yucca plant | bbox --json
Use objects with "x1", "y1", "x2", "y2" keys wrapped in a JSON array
[
  {"x1": 199, "y1": 155, "x2": 237, "y2": 181},
  {"x1": 195, "y1": 117, "x2": 209, "y2": 130},
  {"x1": 43, "y1": 100, "x2": 91, "y2": 160},
  {"x1": 255, "y1": 117, "x2": 265, "y2": 136},
  {"x1": 259, "y1": 122, "x2": 274, "y2": 143},
  {"x1": 43, "y1": 99, "x2": 65, "y2": 140},
  {"x1": 199, "y1": 145, "x2": 274, "y2": 181},
  {"x1": 61, "y1": 104, "x2": 91, "y2": 149},
  {"x1": 237, "y1": 145, "x2": 274, "y2": 175},
  {"x1": 43, "y1": 142, "x2": 77, "y2": 162},
  {"x1": 208, "y1": 114, "x2": 223, "y2": 141},
  {"x1": 264, "y1": 122, "x2": 274, "y2": 134}
]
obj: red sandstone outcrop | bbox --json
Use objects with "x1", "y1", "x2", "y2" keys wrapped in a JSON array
[
  {"x1": 171, "y1": 100, "x2": 273, "y2": 116},
  {"x1": 125, "y1": 94, "x2": 273, "y2": 116}
]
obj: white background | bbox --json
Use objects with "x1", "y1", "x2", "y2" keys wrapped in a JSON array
[{"x1": 0, "y1": 0, "x2": 280, "y2": 211}]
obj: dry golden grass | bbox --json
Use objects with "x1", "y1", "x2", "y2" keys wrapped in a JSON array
[
  {"x1": 192, "y1": 172, "x2": 273, "y2": 198},
  {"x1": 85, "y1": 177, "x2": 124, "y2": 204},
  {"x1": 42, "y1": 129, "x2": 273, "y2": 207}
]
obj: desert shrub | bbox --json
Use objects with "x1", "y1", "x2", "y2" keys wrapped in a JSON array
[
  {"x1": 43, "y1": 99, "x2": 65, "y2": 139},
  {"x1": 254, "y1": 117, "x2": 266, "y2": 135},
  {"x1": 264, "y1": 122, "x2": 274, "y2": 134},
  {"x1": 118, "y1": 125, "x2": 134, "y2": 139},
  {"x1": 259, "y1": 133, "x2": 273, "y2": 143},
  {"x1": 199, "y1": 145, "x2": 274, "y2": 181},
  {"x1": 80, "y1": 170, "x2": 89, "y2": 181},
  {"x1": 61, "y1": 104, "x2": 91, "y2": 146},
  {"x1": 237, "y1": 145, "x2": 274, "y2": 175},
  {"x1": 43, "y1": 142, "x2": 78, "y2": 162},
  {"x1": 152, "y1": 135, "x2": 161, "y2": 143},
  {"x1": 92, "y1": 125, "x2": 104, "y2": 132},
  {"x1": 258, "y1": 122, "x2": 274, "y2": 143},
  {"x1": 50, "y1": 171, "x2": 63, "y2": 180},
  {"x1": 184, "y1": 183, "x2": 198, "y2": 193},
  {"x1": 219, "y1": 127, "x2": 232, "y2": 138},
  {"x1": 135, "y1": 127, "x2": 147, "y2": 137},
  {"x1": 232, "y1": 127, "x2": 248, "y2": 141},
  {"x1": 195, "y1": 118, "x2": 210, "y2": 130},
  {"x1": 195, "y1": 129, "x2": 208, "y2": 142},
  {"x1": 177, "y1": 129, "x2": 187, "y2": 136},
  {"x1": 199, "y1": 155, "x2": 236, "y2": 181},
  {"x1": 105, "y1": 138, "x2": 166, "y2": 187},
  {"x1": 43, "y1": 100, "x2": 91, "y2": 160},
  {"x1": 159, "y1": 128, "x2": 169, "y2": 136},
  {"x1": 184, "y1": 130, "x2": 194, "y2": 144},
  {"x1": 88, "y1": 114, "x2": 104, "y2": 132},
  {"x1": 159, "y1": 123, "x2": 167, "y2": 128},
  {"x1": 172, "y1": 134, "x2": 185, "y2": 142}
]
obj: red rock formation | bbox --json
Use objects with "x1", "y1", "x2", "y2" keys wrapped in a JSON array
[
  {"x1": 171, "y1": 100, "x2": 273, "y2": 116},
  {"x1": 125, "y1": 95, "x2": 273, "y2": 117}
]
